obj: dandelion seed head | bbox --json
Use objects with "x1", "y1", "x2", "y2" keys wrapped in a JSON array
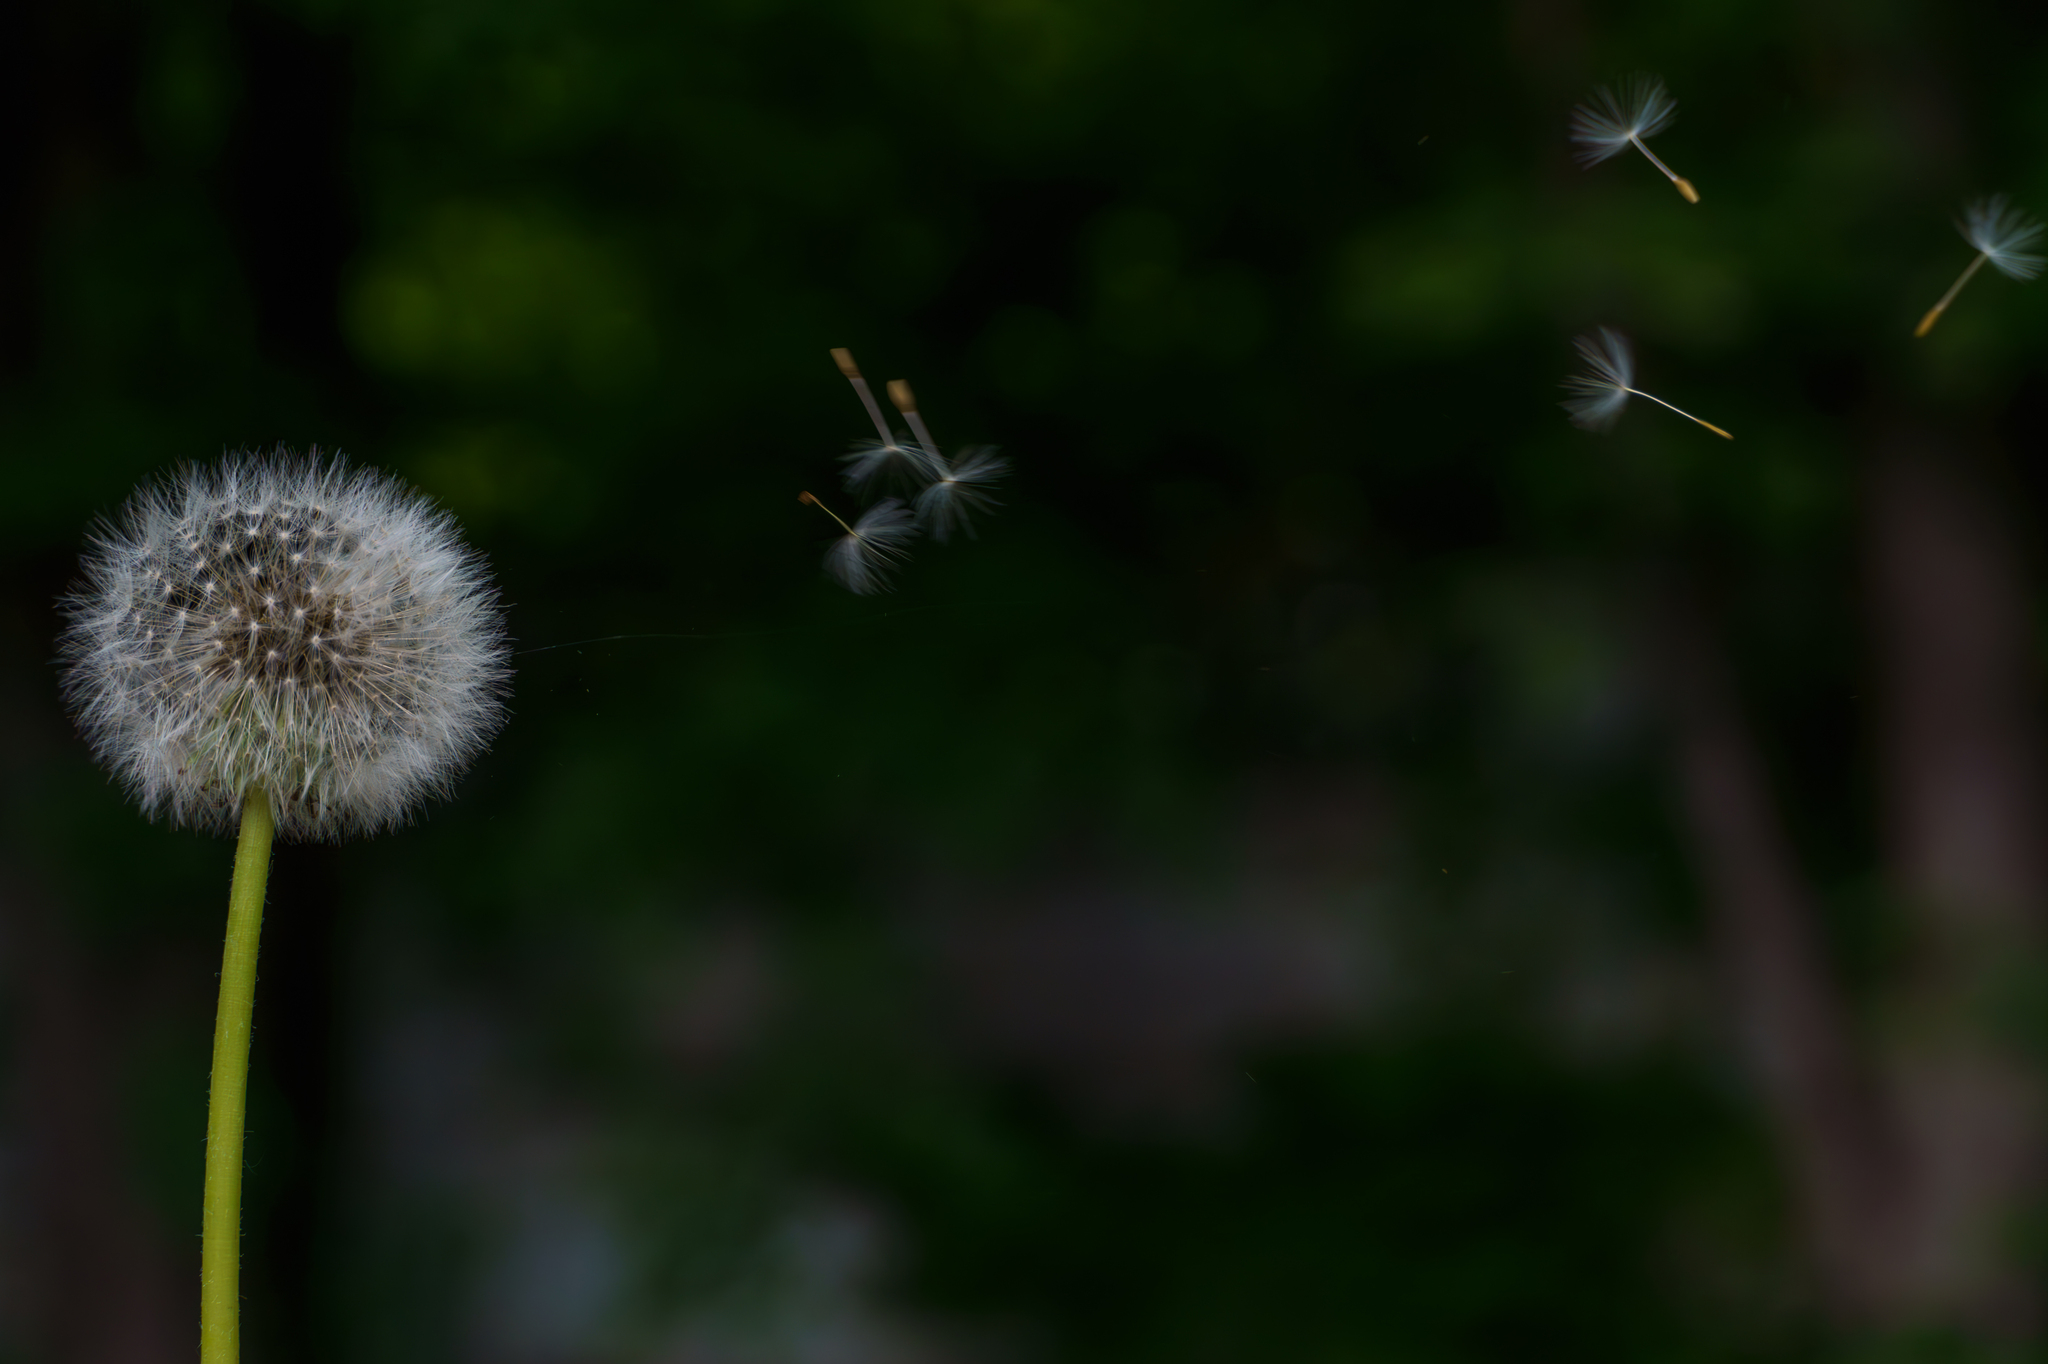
[
  {"x1": 823, "y1": 498, "x2": 919, "y2": 595},
  {"x1": 913, "y1": 446, "x2": 1009, "y2": 543},
  {"x1": 1561, "y1": 327, "x2": 1636, "y2": 432},
  {"x1": 60, "y1": 450, "x2": 510, "y2": 841},
  {"x1": 1961, "y1": 195, "x2": 2046, "y2": 281},
  {"x1": 1569, "y1": 75, "x2": 1677, "y2": 167},
  {"x1": 840, "y1": 437, "x2": 941, "y2": 492}
]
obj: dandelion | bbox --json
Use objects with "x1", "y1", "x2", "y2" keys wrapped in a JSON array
[
  {"x1": 915, "y1": 446, "x2": 1010, "y2": 543},
  {"x1": 1561, "y1": 327, "x2": 1732, "y2": 439},
  {"x1": 63, "y1": 453, "x2": 508, "y2": 839},
  {"x1": 833, "y1": 348, "x2": 939, "y2": 489},
  {"x1": 799, "y1": 491, "x2": 919, "y2": 594},
  {"x1": 1914, "y1": 194, "x2": 2045, "y2": 337},
  {"x1": 59, "y1": 449, "x2": 508, "y2": 1364},
  {"x1": 1570, "y1": 75, "x2": 1699, "y2": 204}
]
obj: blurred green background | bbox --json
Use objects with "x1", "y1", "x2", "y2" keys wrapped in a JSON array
[{"x1": 7, "y1": 0, "x2": 2048, "y2": 1359}]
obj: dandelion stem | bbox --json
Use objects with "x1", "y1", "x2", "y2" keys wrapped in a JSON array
[
  {"x1": 887, "y1": 380, "x2": 944, "y2": 460},
  {"x1": 1916, "y1": 252, "x2": 1989, "y2": 337},
  {"x1": 200, "y1": 785, "x2": 273, "y2": 1364},
  {"x1": 1626, "y1": 387, "x2": 1733, "y2": 440},
  {"x1": 1629, "y1": 135, "x2": 1699, "y2": 203},
  {"x1": 798, "y1": 491, "x2": 857, "y2": 537},
  {"x1": 831, "y1": 349, "x2": 896, "y2": 445},
  {"x1": 902, "y1": 413, "x2": 941, "y2": 461}
]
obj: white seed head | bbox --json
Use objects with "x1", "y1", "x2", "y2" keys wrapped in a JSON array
[
  {"x1": 1961, "y1": 194, "x2": 2046, "y2": 281},
  {"x1": 1560, "y1": 327, "x2": 1636, "y2": 431},
  {"x1": 1569, "y1": 75, "x2": 1677, "y2": 167},
  {"x1": 824, "y1": 498, "x2": 919, "y2": 595},
  {"x1": 60, "y1": 451, "x2": 510, "y2": 841},
  {"x1": 913, "y1": 446, "x2": 1009, "y2": 543}
]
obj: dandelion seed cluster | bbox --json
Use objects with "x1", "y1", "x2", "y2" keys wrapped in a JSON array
[
  {"x1": 61, "y1": 452, "x2": 509, "y2": 840},
  {"x1": 804, "y1": 350, "x2": 1010, "y2": 594}
]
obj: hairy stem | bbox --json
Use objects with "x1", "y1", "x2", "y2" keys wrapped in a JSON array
[{"x1": 200, "y1": 786, "x2": 274, "y2": 1364}]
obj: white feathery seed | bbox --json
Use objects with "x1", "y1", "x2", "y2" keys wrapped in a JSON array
[
  {"x1": 822, "y1": 497, "x2": 919, "y2": 594},
  {"x1": 60, "y1": 452, "x2": 509, "y2": 841},
  {"x1": 913, "y1": 446, "x2": 1009, "y2": 543},
  {"x1": 1560, "y1": 327, "x2": 1636, "y2": 432},
  {"x1": 841, "y1": 437, "x2": 941, "y2": 492},
  {"x1": 1915, "y1": 194, "x2": 2045, "y2": 336},
  {"x1": 1569, "y1": 75, "x2": 1699, "y2": 203},
  {"x1": 1568, "y1": 77, "x2": 1676, "y2": 165},
  {"x1": 1962, "y1": 195, "x2": 2046, "y2": 280},
  {"x1": 1560, "y1": 327, "x2": 1732, "y2": 439},
  {"x1": 882, "y1": 375, "x2": 1009, "y2": 543}
]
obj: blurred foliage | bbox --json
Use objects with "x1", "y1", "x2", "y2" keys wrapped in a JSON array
[{"x1": 5, "y1": 0, "x2": 2048, "y2": 1359}]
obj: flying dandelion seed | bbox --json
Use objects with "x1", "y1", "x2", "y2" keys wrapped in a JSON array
[
  {"x1": 914, "y1": 446, "x2": 1010, "y2": 543},
  {"x1": 876, "y1": 377, "x2": 1010, "y2": 542},
  {"x1": 800, "y1": 491, "x2": 919, "y2": 594},
  {"x1": 833, "y1": 348, "x2": 939, "y2": 489},
  {"x1": 1561, "y1": 328, "x2": 1731, "y2": 439},
  {"x1": 1914, "y1": 194, "x2": 2045, "y2": 337},
  {"x1": 1570, "y1": 75, "x2": 1700, "y2": 204}
]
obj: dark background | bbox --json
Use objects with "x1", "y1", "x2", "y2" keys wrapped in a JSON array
[{"x1": 5, "y1": 0, "x2": 2048, "y2": 1359}]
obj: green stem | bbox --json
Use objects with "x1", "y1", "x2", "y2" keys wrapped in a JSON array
[{"x1": 201, "y1": 786, "x2": 274, "y2": 1364}]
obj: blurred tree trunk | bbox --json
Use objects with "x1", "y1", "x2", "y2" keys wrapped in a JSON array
[
  {"x1": 1669, "y1": 437, "x2": 2048, "y2": 1336},
  {"x1": 0, "y1": 582, "x2": 184, "y2": 1363},
  {"x1": 0, "y1": 865, "x2": 183, "y2": 1364},
  {"x1": 1865, "y1": 437, "x2": 2044, "y2": 1334},
  {"x1": 1667, "y1": 606, "x2": 1915, "y2": 1323}
]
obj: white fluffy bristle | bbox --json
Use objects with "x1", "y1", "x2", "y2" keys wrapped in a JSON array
[{"x1": 60, "y1": 451, "x2": 510, "y2": 841}]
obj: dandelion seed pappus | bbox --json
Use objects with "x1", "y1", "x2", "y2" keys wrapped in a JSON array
[{"x1": 61, "y1": 451, "x2": 510, "y2": 840}]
